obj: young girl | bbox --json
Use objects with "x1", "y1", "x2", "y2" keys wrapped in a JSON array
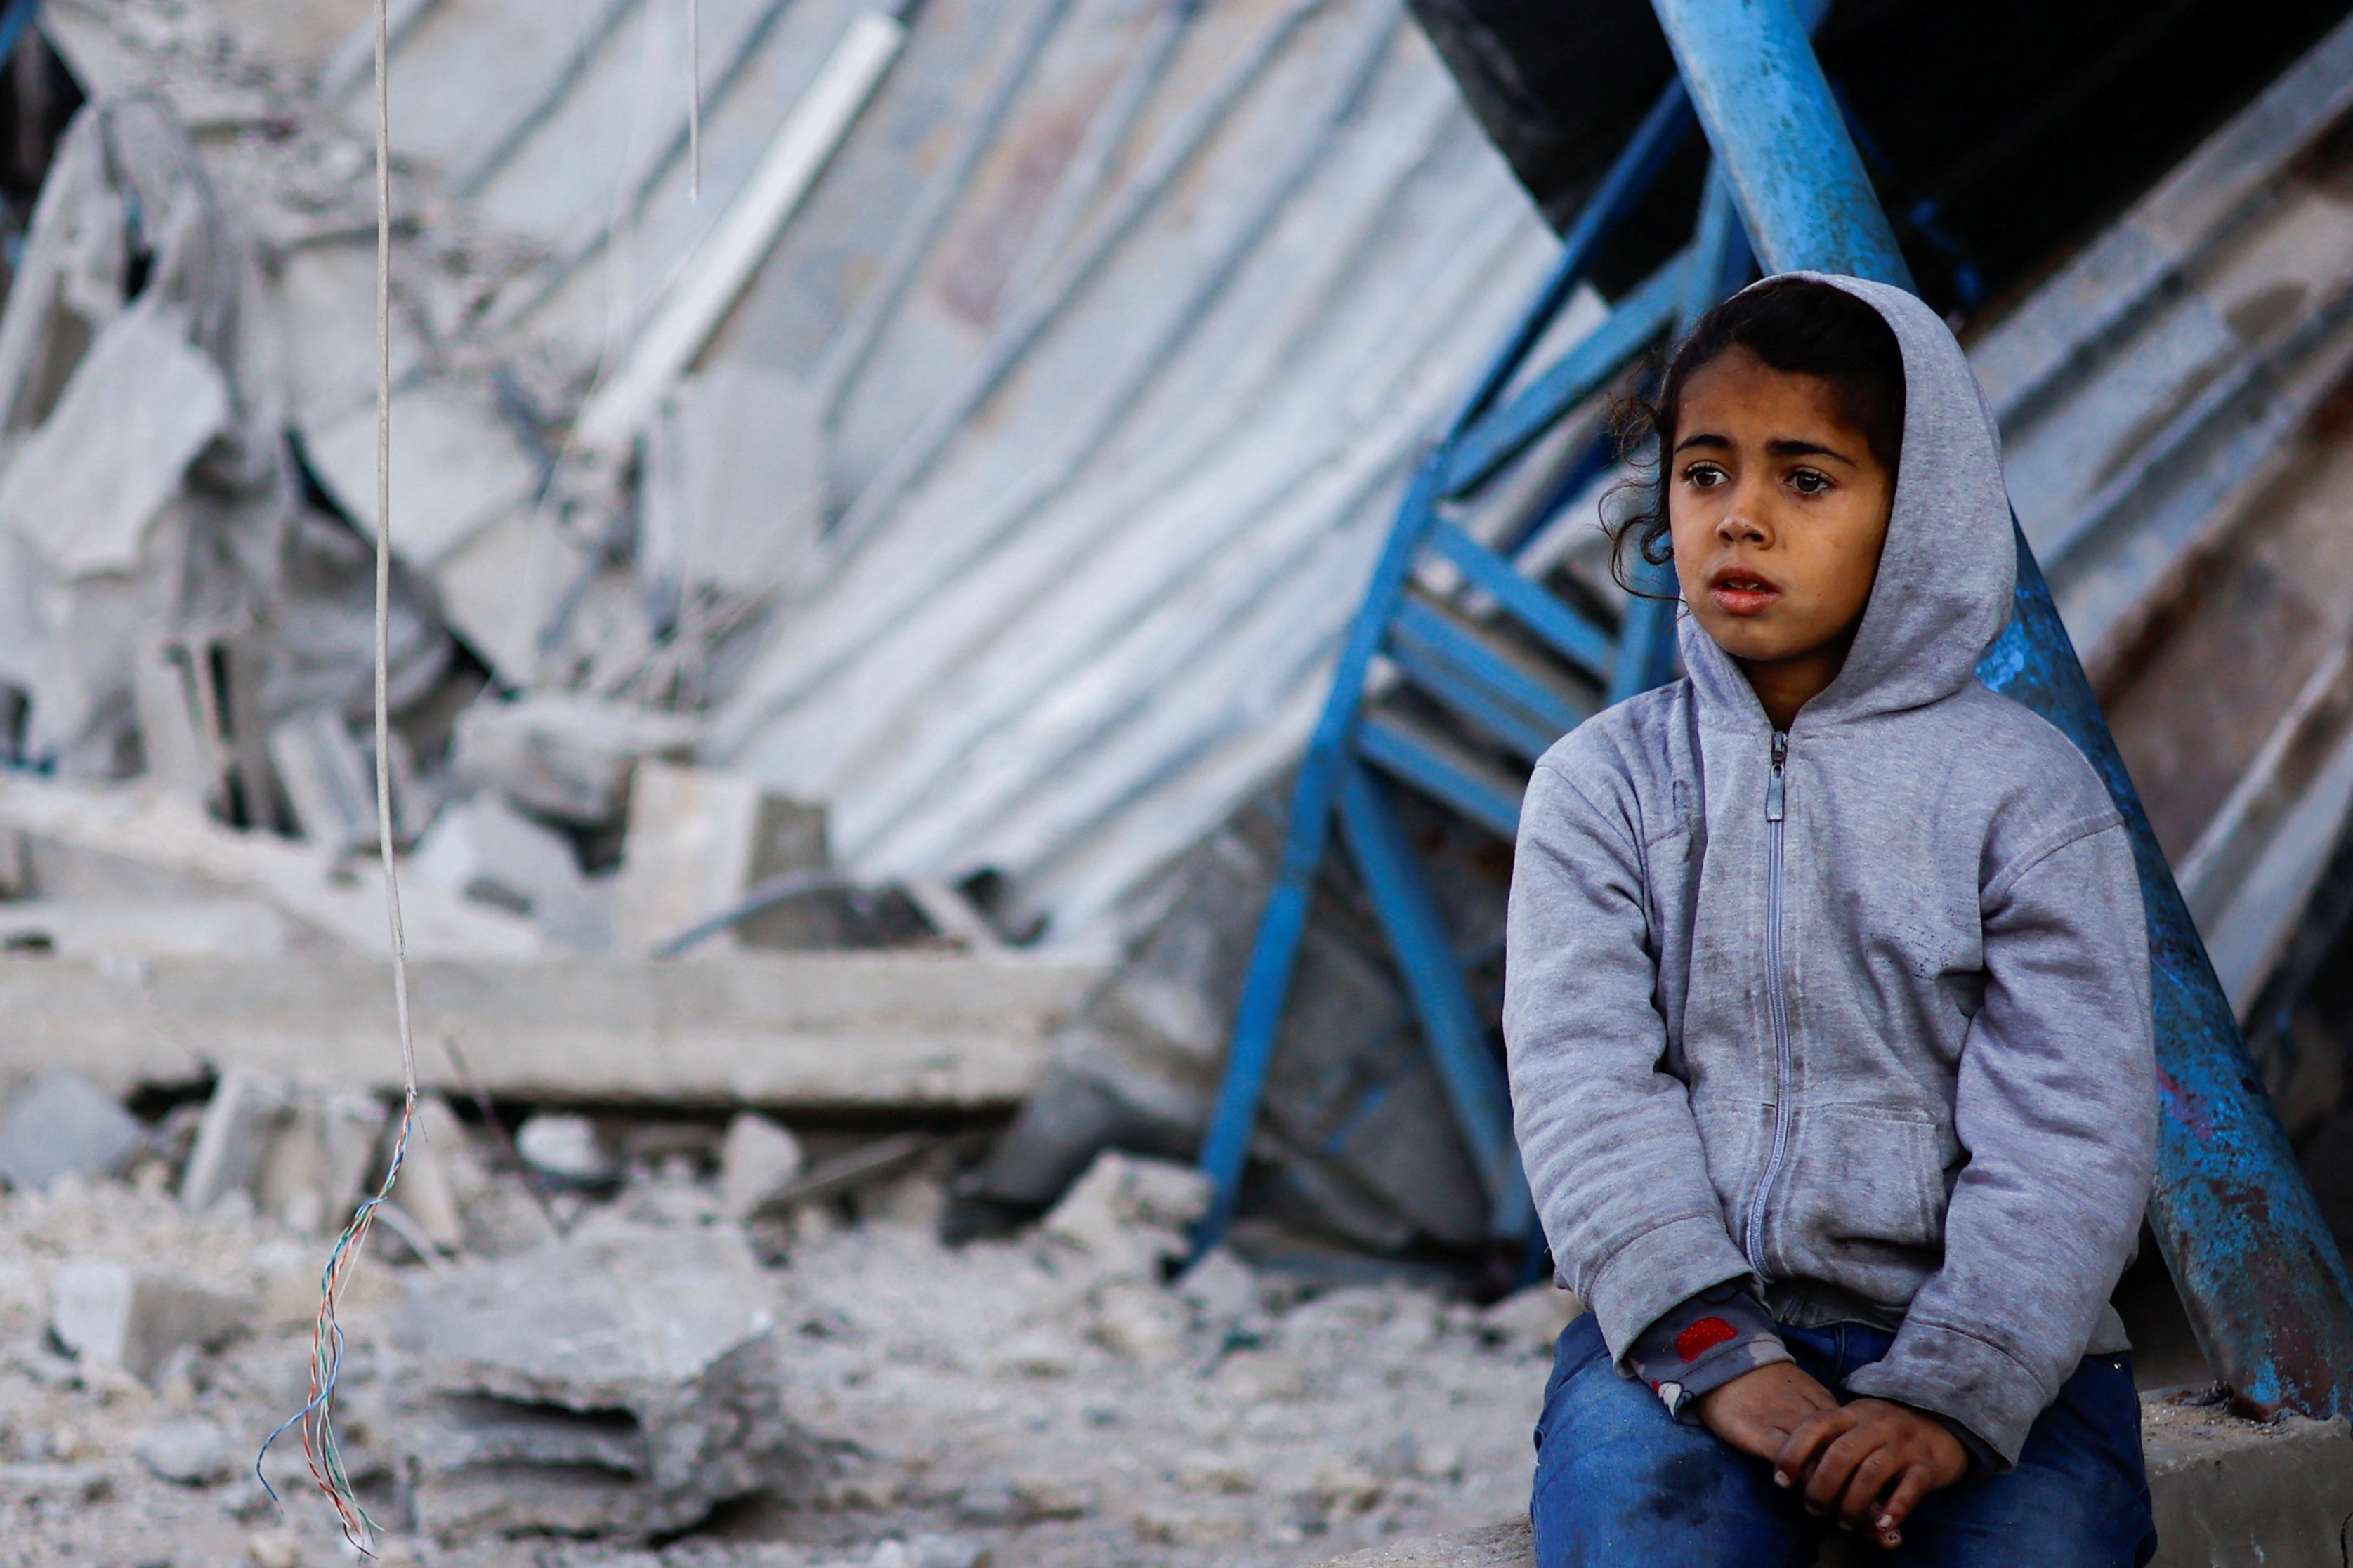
[{"x1": 1504, "y1": 274, "x2": 2158, "y2": 1565}]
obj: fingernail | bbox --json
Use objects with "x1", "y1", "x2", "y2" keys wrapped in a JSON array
[
  {"x1": 1877, "y1": 1515, "x2": 1894, "y2": 1530},
  {"x1": 1772, "y1": 1471, "x2": 1790, "y2": 1488}
]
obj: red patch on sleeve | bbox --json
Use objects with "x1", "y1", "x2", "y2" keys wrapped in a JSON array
[{"x1": 1675, "y1": 1317, "x2": 1740, "y2": 1362}]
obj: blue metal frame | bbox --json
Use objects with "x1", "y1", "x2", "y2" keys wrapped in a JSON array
[
  {"x1": 1649, "y1": 0, "x2": 2353, "y2": 1417},
  {"x1": 1191, "y1": 82, "x2": 1762, "y2": 1251}
]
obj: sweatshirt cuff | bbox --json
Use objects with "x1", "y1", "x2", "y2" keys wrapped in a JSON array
[
  {"x1": 1626, "y1": 1283, "x2": 1792, "y2": 1423},
  {"x1": 1842, "y1": 1317, "x2": 2047, "y2": 1470},
  {"x1": 1580, "y1": 1212, "x2": 1757, "y2": 1362}
]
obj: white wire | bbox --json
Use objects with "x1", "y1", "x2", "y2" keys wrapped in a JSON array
[
  {"x1": 688, "y1": 0, "x2": 702, "y2": 201},
  {"x1": 374, "y1": 0, "x2": 417, "y2": 1105}
]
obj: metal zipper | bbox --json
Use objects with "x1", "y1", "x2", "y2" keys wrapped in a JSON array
[{"x1": 1743, "y1": 730, "x2": 1793, "y2": 1275}]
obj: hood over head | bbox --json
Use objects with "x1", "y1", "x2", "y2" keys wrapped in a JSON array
[{"x1": 1674, "y1": 272, "x2": 2016, "y2": 731}]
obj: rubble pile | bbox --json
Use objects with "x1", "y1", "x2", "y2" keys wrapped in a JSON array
[
  {"x1": 398, "y1": 1229, "x2": 804, "y2": 1540},
  {"x1": 0, "y1": 0, "x2": 990, "y2": 973},
  {"x1": 0, "y1": 1067, "x2": 1560, "y2": 1566}
]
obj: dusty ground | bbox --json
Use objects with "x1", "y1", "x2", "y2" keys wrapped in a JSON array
[{"x1": 0, "y1": 1157, "x2": 1557, "y2": 1568}]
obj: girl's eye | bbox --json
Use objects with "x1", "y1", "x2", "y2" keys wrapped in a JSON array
[
  {"x1": 1682, "y1": 462, "x2": 1727, "y2": 489},
  {"x1": 1789, "y1": 468, "x2": 1833, "y2": 496}
]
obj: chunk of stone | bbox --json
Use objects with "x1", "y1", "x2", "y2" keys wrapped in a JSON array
[
  {"x1": 304, "y1": 378, "x2": 540, "y2": 568},
  {"x1": 1176, "y1": 1246, "x2": 1261, "y2": 1328},
  {"x1": 450, "y1": 693, "x2": 699, "y2": 830},
  {"x1": 267, "y1": 709, "x2": 376, "y2": 857},
  {"x1": 0, "y1": 301, "x2": 228, "y2": 579},
  {"x1": 255, "y1": 1091, "x2": 386, "y2": 1236},
  {"x1": 516, "y1": 1113, "x2": 616, "y2": 1185},
  {"x1": 395, "y1": 1226, "x2": 801, "y2": 1541},
  {"x1": 610, "y1": 763, "x2": 829, "y2": 956},
  {"x1": 0, "y1": 897, "x2": 291, "y2": 960},
  {"x1": 641, "y1": 364, "x2": 823, "y2": 601},
  {"x1": 393, "y1": 1096, "x2": 487, "y2": 1254},
  {"x1": 1040, "y1": 1152, "x2": 1212, "y2": 1280},
  {"x1": 719, "y1": 1112, "x2": 805, "y2": 1222},
  {"x1": 0, "y1": 1069, "x2": 145, "y2": 1191},
  {"x1": 2144, "y1": 1402, "x2": 2353, "y2": 1568},
  {"x1": 181, "y1": 1068, "x2": 292, "y2": 1214},
  {"x1": 182, "y1": 1070, "x2": 386, "y2": 1234},
  {"x1": 1088, "y1": 1278, "x2": 1187, "y2": 1366},
  {"x1": 50, "y1": 1261, "x2": 247, "y2": 1383},
  {"x1": 136, "y1": 1416, "x2": 231, "y2": 1485},
  {"x1": 409, "y1": 795, "x2": 607, "y2": 953}
]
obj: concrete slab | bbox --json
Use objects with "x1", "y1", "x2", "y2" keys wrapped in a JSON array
[
  {"x1": 0, "y1": 950, "x2": 1101, "y2": 1109},
  {"x1": 50, "y1": 1261, "x2": 249, "y2": 1384},
  {"x1": 0, "y1": 1069, "x2": 145, "y2": 1190},
  {"x1": 1305, "y1": 1400, "x2": 2353, "y2": 1568},
  {"x1": 0, "y1": 774, "x2": 544, "y2": 959},
  {"x1": 394, "y1": 1226, "x2": 802, "y2": 1539}
]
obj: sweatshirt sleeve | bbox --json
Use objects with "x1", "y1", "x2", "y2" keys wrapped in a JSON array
[
  {"x1": 1844, "y1": 813, "x2": 2156, "y2": 1466},
  {"x1": 1505, "y1": 756, "x2": 1757, "y2": 1362}
]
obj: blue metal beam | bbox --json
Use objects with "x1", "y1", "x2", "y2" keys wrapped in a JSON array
[
  {"x1": 1648, "y1": 0, "x2": 2353, "y2": 1418},
  {"x1": 1427, "y1": 521, "x2": 1617, "y2": 680},
  {"x1": 1191, "y1": 456, "x2": 1450, "y2": 1251},
  {"x1": 1337, "y1": 760, "x2": 1532, "y2": 1234}
]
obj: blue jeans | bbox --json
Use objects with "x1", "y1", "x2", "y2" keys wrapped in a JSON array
[{"x1": 1531, "y1": 1313, "x2": 2156, "y2": 1567}]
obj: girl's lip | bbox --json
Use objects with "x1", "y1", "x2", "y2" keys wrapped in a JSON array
[{"x1": 1708, "y1": 566, "x2": 1782, "y2": 615}]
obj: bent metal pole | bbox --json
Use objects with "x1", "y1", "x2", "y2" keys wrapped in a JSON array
[{"x1": 1646, "y1": 0, "x2": 2353, "y2": 1418}]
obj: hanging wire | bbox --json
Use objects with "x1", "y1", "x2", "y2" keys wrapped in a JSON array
[
  {"x1": 688, "y1": 0, "x2": 702, "y2": 200},
  {"x1": 253, "y1": 0, "x2": 422, "y2": 1549}
]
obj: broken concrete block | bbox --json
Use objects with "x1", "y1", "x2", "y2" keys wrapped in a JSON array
[
  {"x1": 641, "y1": 365, "x2": 823, "y2": 601},
  {"x1": 131, "y1": 638, "x2": 228, "y2": 812},
  {"x1": 305, "y1": 379, "x2": 542, "y2": 568},
  {"x1": 0, "y1": 301, "x2": 228, "y2": 579},
  {"x1": 450, "y1": 692, "x2": 699, "y2": 829},
  {"x1": 1176, "y1": 1246, "x2": 1260, "y2": 1329},
  {"x1": 611, "y1": 762, "x2": 763, "y2": 956},
  {"x1": 277, "y1": 238, "x2": 428, "y2": 436},
  {"x1": 2144, "y1": 1402, "x2": 2353, "y2": 1568},
  {"x1": 135, "y1": 1416, "x2": 232, "y2": 1486},
  {"x1": 0, "y1": 898, "x2": 293, "y2": 960},
  {"x1": 409, "y1": 795, "x2": 607, "y2": 953},
  {"x1": 611, "y1": 762, "x2": 829, "y2": 956},
  {"x1": 50, "y1": 1260, "x2": 248, "y2": 1383},
  {"x1": 255, "y1": 1091, "x2": 386, "y2": 1236},
  {"x1": 394, "y1": 1095, "x2": 487, "y2": 1253},
  {"x1": 1040, "y1": 1152, "x2": 1212, "y2": 1282},
  {"x1": 516, "y1": 1113, "x2": 616, "y2": 1185},
  {"x1": 719, "y1": 1112, "x2": 804, "y2": 1222},
  {"x1": 395, "y1": 1226, "x2": 801, "y2": 1540},
  {"x1": 181, "y1": 1069, "x2": 386, "y2": 1232},
  {"x1": 427, "y1": 506, "x2": 595, "y2": 684},
  {"x1": 1088, "y1": 1278, "x2": 1187, "y2": 1366},
  {"x1": 267, "y1": 709, "x2": 375, "y2": 857},
  {"x1": 0, "y1": 1069, "x2": 145, "y2": 1191},
  {"x1": 180, "y1": 1068, "x2": 291, "y2": 1215}
]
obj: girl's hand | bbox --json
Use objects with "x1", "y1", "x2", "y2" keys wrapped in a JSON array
[
  {"x1": 1774, "y1": 1397, "x2": 1969, "y2": 1548},
  {"x1": 1693, "y1": 1362, "x2": 1840, "y2": 1462}
]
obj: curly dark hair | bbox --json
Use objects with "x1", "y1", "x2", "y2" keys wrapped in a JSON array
[{"x1": 1603, "y1": 276, "x2": 1906, "y2": 595}]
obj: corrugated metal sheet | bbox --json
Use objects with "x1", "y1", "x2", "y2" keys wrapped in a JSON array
[
  {"x1": 279, "y1": 0, "x2": 2353, "y2": 977},
  {"x1": 348, "y1": 0, "x2": 1556, "y2": 942}
]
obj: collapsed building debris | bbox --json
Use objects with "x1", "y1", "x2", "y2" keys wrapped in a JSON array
[
  {"x1": 395, "y1": 1227, "x2": 804, "y2": 1541},
  {"x1": 48, "y1": 1258, "x2": 248, "y2": 1385},
  {"x1": 0, "y1": 0, "x2": 2346, "y2": 1560},
  {"x1": 0, "y1": 1067, "x2": 145, "y2": 1191}
]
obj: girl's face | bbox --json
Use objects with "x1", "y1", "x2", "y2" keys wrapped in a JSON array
[{"x1": 1665, "y1": 345, "x2": 1895, "y2": 719}]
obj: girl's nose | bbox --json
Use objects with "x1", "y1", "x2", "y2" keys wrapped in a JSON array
[{"x1": 1716, "y1": 503, "x2": 1769, "y2": 546}]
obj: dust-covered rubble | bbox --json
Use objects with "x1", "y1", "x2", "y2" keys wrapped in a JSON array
[{"x1": 0, "y1": 1071, "x2": 1556, "y2": 1568}]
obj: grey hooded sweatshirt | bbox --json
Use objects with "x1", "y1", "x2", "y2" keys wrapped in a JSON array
[{"x1": 1502, "y1": 273, "x2": 2156, "y2": 1467}]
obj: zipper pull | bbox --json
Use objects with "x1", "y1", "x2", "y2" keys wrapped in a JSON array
[{"x1": 1766, "y1": 731, "x2": 1787, "y2": 822}]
